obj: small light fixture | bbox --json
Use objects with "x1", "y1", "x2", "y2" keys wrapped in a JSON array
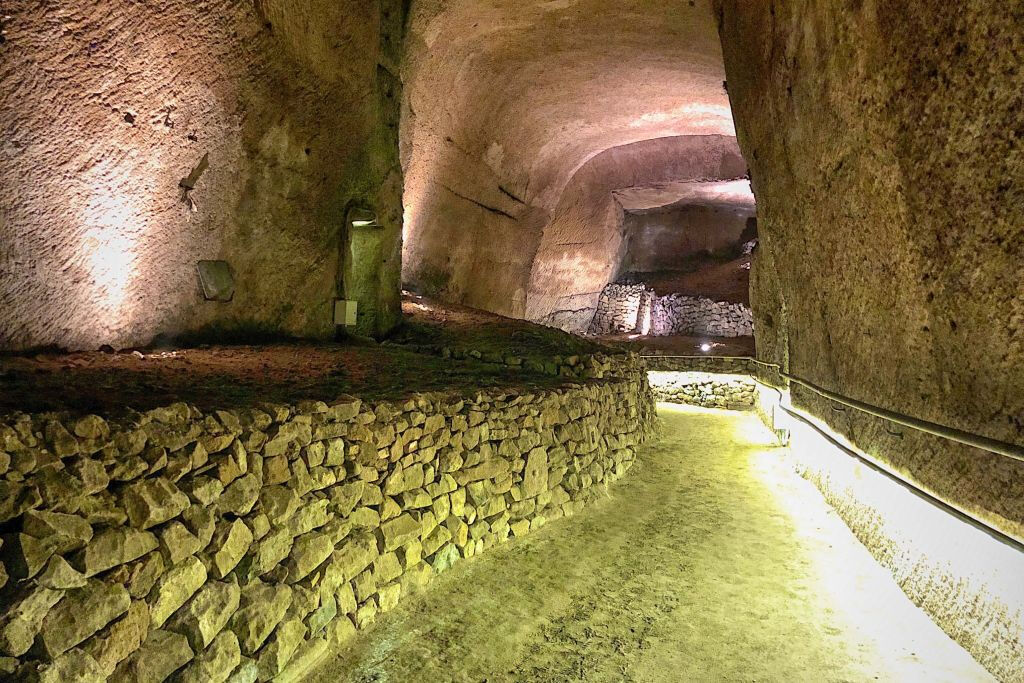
[
  {"x1": 700, "y1": 343, "x2": 712, "y2": 353},
  {"x1": 348, "y1": 207, "x2": 379, "y2": 229},
  {"x1": 197, "y1": 260, "x2": 234, "y2": 302}
]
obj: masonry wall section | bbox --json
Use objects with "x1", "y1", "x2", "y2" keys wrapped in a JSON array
[{"x1": 0, "y1": 359, "x2": 656, "y2": 681}]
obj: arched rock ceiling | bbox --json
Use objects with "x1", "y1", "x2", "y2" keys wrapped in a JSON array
[
  {"x1": 402, "y1": 0, "x2": 738, "y2": 325},
  {"x1": 613, "y1": 179, "x2": 755, "y2": 214}
]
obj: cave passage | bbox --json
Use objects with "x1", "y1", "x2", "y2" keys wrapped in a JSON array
[{"x1": 308, "y1": 406, "x2": 992, "y2": 682}]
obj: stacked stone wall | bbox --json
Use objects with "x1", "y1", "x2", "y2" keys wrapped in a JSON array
[
  {"x1": 588, "y1": 283, "x2": 753, "y2": 338},
  {"x1": 650, "y1": 294, "x2": 753, "y2": 337},
  {"x1": 586, "y1": 284, "x2": 648, "y2": 335},
  {"x1": 0, "y1": 361, "x2": 656, "y2": 681},
  {"x1": 648, "y1": 371, "x2": 756, "y2": 409}
]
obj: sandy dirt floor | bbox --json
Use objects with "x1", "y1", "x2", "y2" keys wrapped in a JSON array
[{"x1": 309, "y1": 405, "x2": 992, "y2": 683}]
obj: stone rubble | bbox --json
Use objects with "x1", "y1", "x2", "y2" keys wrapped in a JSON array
[
  {"x1": 588, "y1": 282, "x2": 754, "y2": 338},
  {"x1": 647, "y1": 371, "x2": 757, "y2": 409},
  {"x1": 0, "y1": 351, "x2": 655, "y2": 681}
]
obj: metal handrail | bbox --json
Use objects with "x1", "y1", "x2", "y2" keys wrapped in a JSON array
[{"x1": 642, "y1": 354, "x2": 1024, "y2": 464}]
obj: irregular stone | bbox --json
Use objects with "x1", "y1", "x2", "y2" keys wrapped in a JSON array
[
  {"x1": 216, "y1": 442, "x2": 248, "y2": 486},
  {"x1": 286, "y1": 500, "x2": 332, "y2": 536},
  {"x1": 174, "y1": 629, "x2": 240, "y2": 683},
  {"x1": 122, "y1": 478, "x2": 189, "y2": 530},
  {"x1": 111, "y1": 628, "x2": 193, "y2": 683},
  {"x1": 82, "y1": 600, "x2": 149, "y2": 676},
  {"x1": 45, "y1": 420, "x2": 79, "y2": 457},
  {"x1": 379, "y1": 513, "x2": 420, "y2": 552},
  {"x1": 0, "y1": 586, "x2": 64, "y2": 656},
  {"x1": 283, "y1": 531, "x2": 332, "y2": 584},
  {"x1": 209, "y1": 520, "x2": 253, "y2": 579},
  {"x1": 0, "y1": 481, "x2": 42, "y2": 523},
  {"x1": 348, "y1": 506, "x2": 380, "y2": 529},
  {"x1": 68, "y1": 458, "x2": 109, "y2": 496},
  {"x1": 225, "y1": 656, "x2": 259, "y2": 683},
  {"x1": 430, "y1": 543, "x2": 460, "y2": 574},
  {"x1": 181, "y1": 476, "x2": 223, "y2": 506},
  {"x1": 258, "y1": 486, "x2": 300, "y2": 525},
  {"x1": 522, "y1": 447, "x2": 549, "y2": 497},
  {"x1": 230, "y1": 583, "x2": 293, "y2": 655},
  {"x1": 37, "y1": 578, "x2": 130, "y2": 658},
  {"x1": 149, "y1": 556, "x2": 207, "y2": 629},
  {"x1": 262, "y1": 455, "x2": 290, "y2": 486},
  {"x1": 219, "y1": 475, "x2": 260, "y2": 516},
  {"x1": 377, "y1": 583, "x2": 401, "y2": 612},
  {"x1": 305, "y1": 595, "x2": 336, "y2": 637},
  {"x1": 158, "y1": 521, "x2": 202, "y2": 566},
  {"x1": 107, "y1": 550, "x2": 165, "y2": 600},
  {"x1": 331, "y1": 532, "x2": 379, "y2": 581},
  {"x1": 355, "y1": 600, "x2": 377, "y2": 630},
  {"x1": 70, "y1": 528, "x2": 158, "y2": 577},
  {"x1": 254, "y1": 618, "x2": 306, "y2": 681},
  {"x1": 249, "y1": 527, "x2": 294, "y2": 577},
  {"x1": 2, "y1": 532, "x2": 56, "y2": 579},
  {"x1": 36, "y1": 555, "x2": 87, "y2": 590},
  {"x1": 36, "y1": 647, "x2": 105, "y2": 683},
  {"x1": 181, "y1": 505, "x2": 216, "y2": 550},
  {"x1": 77, "y1": 492, "x2": 128, "y2": 526},
  {"x1": 454, "y1": 458, "x2": 509, "y2": 485},
  {"x1": 166, "y1": 579, "x2": 240, "y2": 651}
]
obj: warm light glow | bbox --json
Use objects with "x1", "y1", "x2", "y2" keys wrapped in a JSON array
[
  {"x1": 700, "y1": 343, "x2": 712, "y2": 352},
  {"x1": 80, "y1": 191, "x2": 141, "y2": 315}
]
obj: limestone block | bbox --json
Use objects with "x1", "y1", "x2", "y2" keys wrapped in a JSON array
[
  {"x1": 230, "y1": 582, "x2": 293, "y2": 655},
  {"x1": 0, "y1": 481, "x2": 42, "y2": 523},
  {"x1": 430, "y1": 543, "x2": 460, "y2": 573},
  {"x1": 122, "y1": 478, "x2": 189, "y2": 530},
  {"x1": 0, "y1": 586, "x2": 64, "y2": 656},
  {"x1": 70, "y1": 528, "x2": 158, "y2": 577},
  {"x1": 335, "y1": 583, "x2": 357, "y2": 617},
  {"x1": 219, "y1": 474, "x2": 260, "y2": 516},
  {"x1": 181, "y1": 476, "x2": 223, "y2": 506},
  {"x1": 167, "y1": 579, "x2": 241, "y2": 651},
  {"x1": 285, "y1": 531, "x2": 335, "y2": 583},
  {"x1": 354, "y1": 600, "x2": 377, "y2": 630},
  {"x1": 258, "y1": 486, "x2": 300, "y2": 525},
  {"x1": 174, "y1": 628, "x2": 241, "y2": 683},
  {"x1": 376, "y1": 583, "x2": 401, "y2": 612},
  {"x1": 209, "y1": 520, "x2": 253, "y2": 579},
  {"x1": 158, "y1": 521, "x2": 202, "y2": 566},
  {"x1": 81, "y1": 599, "x2": 149, "y2": 676},
  {"x1": 325, "y1": 481, "x2": 363, "y2": 516},
  {"x1": 254, "y1": 618, "x2": 306, "y2": 681},
  {"x1": 111, "y1": 628, "x2": 193, "y2": 683},
  {"x1": 37, "y1": 578, "x2": 130, "y2": 658},
  {"x1": 348, "y1": 506, "x2": 380, "y2": 529},
  {"x1": 106, "y1": 550, "x2": 165, "y2": 600},
  {"x1": 331, "y1": 532, "x2": 379, "y2": 581},
  {"x1": 149, "y1": 556, "x2": 207, "y2": 629},
  {"x1": 36, "y1": 555, "x2": 87, "y2": 590},
  {"x1": 249, "y1": 527, "x2": 295, "y2": 577},
  {"x1": 225, "y1": 656, "x2": 259, "y2": 683},
  {"x1": 286, "y1": 499, "x2": 332, "y2": 537},
  {"x1": 522, "y1": 447, "x2": 549, "y2": 497},
  {"x1": 35, "y1": 647, "x2": 105, "y2": 683}
]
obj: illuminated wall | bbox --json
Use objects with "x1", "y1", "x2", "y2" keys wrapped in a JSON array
[
  {"x1": 715, "y1": 1, "x2": 1024, "y2": 543},
  {"x1": 0, "y1": 0, "x2": 405, "y2": 351}
]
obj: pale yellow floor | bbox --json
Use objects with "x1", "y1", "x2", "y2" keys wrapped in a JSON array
[{"x1": 309, "y1": 405, "x2": 994, "y2": 682}]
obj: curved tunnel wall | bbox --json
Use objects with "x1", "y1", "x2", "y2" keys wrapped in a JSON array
[
  {"x1": 715, "y1": 0, "x2": 1024, "y2": 541},
  {"x1": 0, "y1": 0, "x2": 405, "y2": 351},
  {"x1": 400, "y1": 0, "x2": 741, "y2": 331}
]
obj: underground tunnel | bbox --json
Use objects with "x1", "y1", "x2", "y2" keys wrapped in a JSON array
[{"x1": 0, "y1": 1, "x2": 1021, "y2": 681}]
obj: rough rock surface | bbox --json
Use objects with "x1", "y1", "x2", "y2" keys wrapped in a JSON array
[
  {"x1": 402, "y1": 0, "x2": 744, "y2": 331},
  {"x1": 0, "y1": 0, "x2": 406, "y2": 350},
  {"x1": 714, "y1": 2, "x2": 1024, "y2": 542}
]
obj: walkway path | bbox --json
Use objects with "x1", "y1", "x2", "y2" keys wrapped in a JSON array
[{"x1": 309, "y1": 405, "x2": 993, "y2": 682}]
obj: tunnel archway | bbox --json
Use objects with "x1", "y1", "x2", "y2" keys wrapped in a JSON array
[{"x1": 400, "y1": 0, "x2": 745, "y2": 331}]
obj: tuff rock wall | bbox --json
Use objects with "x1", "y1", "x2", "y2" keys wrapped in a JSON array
[
  {"x1": 715, "y1": 0, "x2": 1024, "y2": 541},
  {"x1": 0, "y1": 357, "x2": 655, "y2": 681},
  {"x1": 0, "y1": 0, "x2": 406, "y2": 351}
]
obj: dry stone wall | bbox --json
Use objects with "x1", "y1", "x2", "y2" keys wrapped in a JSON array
[
  {"x1": 648, "y1": 371, "x2": 756, "y2": 409},
  {"x1": 588, "y1": 283, "x2": 753, "y2": 337},
  {"x1": 0, "y1": 362, "x2": 655, "y2": 682}
]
